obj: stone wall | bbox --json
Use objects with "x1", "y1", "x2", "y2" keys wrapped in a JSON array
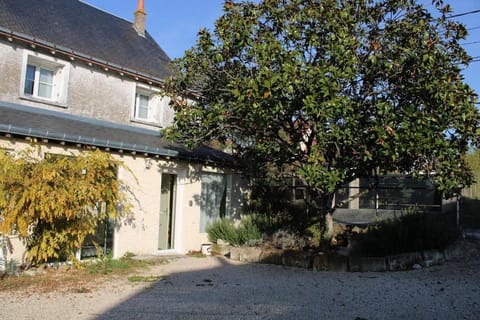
[{"x1": 215, "y1": 238, "x2": 479, "y2": 272}]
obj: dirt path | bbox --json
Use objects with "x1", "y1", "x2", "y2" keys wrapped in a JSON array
[{"x1": 1, "y1": 253, "x2": 479, "y2": 320}]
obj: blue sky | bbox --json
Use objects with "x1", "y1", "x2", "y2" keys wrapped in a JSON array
[
  {"x1": 83, "y1": 0, "x2": 480, "y2": 98},
  {"x1": 82, "y1": 0, "x2": 225, "y2": 59}
]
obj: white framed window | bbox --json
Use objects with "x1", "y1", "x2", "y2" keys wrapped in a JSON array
[
  {"x1": 134, "y1": 92, "x2": 150, "y2": 120},
  {"x1": 132, "y1": 85, "x2": 173, "y2": 127},
  {"x1": 21, "y1": 50, "x2": 69, "y2": 105},
  {"x1": 24, "y1": 64, "x2": 54, "y2": 99}
]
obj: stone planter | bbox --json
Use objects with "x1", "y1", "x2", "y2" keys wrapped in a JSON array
[
  {"x1": 312, "y1": 253, "x2": 348, "y2": 272},
  {"x1": 230, "y1": 246, "x2": 263, "y2": 263},
  {"x1": 259, "y1": 247, "x2": 283, "y2": 265},
  {"x1": 229, "y1": 246, "x2": 285, "y2": 264},
  {"x1": 228, "y1": 244, "x2": 450, "y2": 273},
  {"x1": 422, "y1": 249, "x2": 445, "y2": 267},
  {"x1": 282, "y1": 250, "x2": 313, "y2": 269},
  {"x1": 210, "y1": 244, "x2": 232, "y2": 257},
  {"x1": 349, "y1": 257, "x2": 387, "y2": 272},
  {"x1": 386, "y1": 252, "x2": 423, "y2": 271}
]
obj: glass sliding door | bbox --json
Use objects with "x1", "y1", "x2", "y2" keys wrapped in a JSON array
[{"x1": 199, "y1": 173, "x2": 229, "y2": 233}]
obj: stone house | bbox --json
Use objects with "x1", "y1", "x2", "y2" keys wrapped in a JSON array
[{"x1": 0, "y1": 0, "x2": 247, "y2": 264}]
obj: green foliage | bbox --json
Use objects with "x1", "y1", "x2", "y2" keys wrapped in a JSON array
[
  {"x1": 237, "y1": 215, "x2": 263, "y2": 245},
  {"x1": 206, "y1": 218, "x2": 239, "y2": 244},
  {"x1": 248, "y1": 211, "x2": 291, "y2": 235},
  {"x1": 271, "y1": 229, "x2": 307, "y2": 250},
  {"x1": 465, "y1": 150, "x2": 480, "y2": 199},
  {"x1": 0, "y1": 148, "x2": 132, "y2": 266},
  {"x1": 86, "y1": 255, "x2": 151, "y2": 275},
  {"x1": 165, "y1": 0, "x2": 479, "y2": 216},
  {"x1": 247, "y1": 181, "x2": 320, "y2": 235},
  {"x1": 351, "y1": 209, "x2": 459, "y2": 257},
  {"x1": 306, "y1": 223, "x2": 323, "y2": 248},
  {"x1": 206, "y1": 217, "x2": 262, "y2": 246}
]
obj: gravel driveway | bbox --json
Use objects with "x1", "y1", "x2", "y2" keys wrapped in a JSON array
[{"x1": 1, "y1": 252, "x2": 479, "y2": 320}]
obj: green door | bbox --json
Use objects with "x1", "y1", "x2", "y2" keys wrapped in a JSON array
[{"x1": 159, "y1": 174, "x2": 176, "y2": 250}]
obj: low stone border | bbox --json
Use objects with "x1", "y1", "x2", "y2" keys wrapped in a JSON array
[{"x1": 212, "y1": 239, "x2": 477, "y2": 272}]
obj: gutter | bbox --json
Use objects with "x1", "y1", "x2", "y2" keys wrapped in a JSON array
[
  {"x1": 0, "y1": 123, "x2": 179, "y2": 158},
  {"x1": 0, "y1": 123, "x2": 236, "y2": 166},
  {"x1": 0, "y1": 101, "x2": 235, "y2": 166}
]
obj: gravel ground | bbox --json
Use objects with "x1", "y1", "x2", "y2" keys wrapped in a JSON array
[{"x1": 1, "y1": 250, "x2": 479, "y2": 320}]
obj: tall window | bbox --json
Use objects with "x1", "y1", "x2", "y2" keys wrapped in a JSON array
[
  {"x1": 24, "y1": 64, "x2": 54, "y2": 99},
  {"x1": 135, "y1": 93, "x2": 150, "y2": 120}
]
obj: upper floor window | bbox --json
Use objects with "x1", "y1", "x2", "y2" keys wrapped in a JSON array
[
  {"x1": 24, "y1": 64, "x2": 55, "y2": 99},
  {"x1": 132, "y1": 85, "x2": 173, "y2": 127},
  {"x1": 134, "y1": 92, "x2": 150, "y2": 120},
  {"x1": 21, "y1": 50, "x2": 69, "y2": 106}
]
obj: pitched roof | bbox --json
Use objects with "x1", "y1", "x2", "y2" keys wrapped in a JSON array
[
  {"x1": 0, "y1": 0, "x2": 172, "y2": 80},
  {"x1": 0, "y1": 100, "x2": 234, "y2": 166}
]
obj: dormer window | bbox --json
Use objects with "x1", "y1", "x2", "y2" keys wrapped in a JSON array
[{"x1": 21, "y1": 50, "x2": 70, "y2": 106}]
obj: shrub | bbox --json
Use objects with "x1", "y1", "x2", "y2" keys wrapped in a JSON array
[
  {"x1": 272, "y1": 230, "x2": 307, "y2": 250},
  {"x1": 206, "y1": 218, "x2": 239, "y2": 245},
  {"x1": 306, "y1": 223, "x2": 323, "y2": 248},
  {"x1": 248, "y1": 211, "x2": 292, "y2": 235},
  {"x1": 247, "y1": 181, "x2": 319, "y2": 235},
  {"x1": 0, "y1": 149, "x2": 132, "y2": 267},
  {"x1": 237, "y1": 216, "x2": 263, "y2": 246},
  {"x1": 206, "y1": 217, "x2": 262, "y2": 246},
  {"x1": 350, "y1": 209, "x2": 459, "y2": 257}
]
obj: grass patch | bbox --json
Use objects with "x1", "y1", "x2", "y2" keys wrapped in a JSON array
[
  {"x1": 0, "y1": 268, "x2": 102, "y2": 294},
  {"x1": 186, "y1": 251, "x2": 207, "y2": 258},
  {"x1": 0, "y1": 256, "x2": 165, "y2": 294},
  {"x1": 127, "y1": 275, "x2": 164, "y2": 283},
  {"x1": 85, "y1": 256, "x2": 155, "y2": 275}
]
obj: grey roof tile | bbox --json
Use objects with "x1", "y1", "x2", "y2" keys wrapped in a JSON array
[
  {"x1": 0, "y1": 0, "x2": 172, "y2": 79},
  {"x1": 0, "y1": 101, "x2": 234, "y2": 165}
]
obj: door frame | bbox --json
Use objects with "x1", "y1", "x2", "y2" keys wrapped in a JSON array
[{"x1": 158, "y1": 167, "x2": 185, "y2": 253}]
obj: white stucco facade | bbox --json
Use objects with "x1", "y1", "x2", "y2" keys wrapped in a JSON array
[
  {"x1": 0, "y1": 41, "x2": 175, "y2": 130},
  {"x1": 0, "y1": 27, "x2": 248, "y2": 263},
  {"x1": 0, "y1": 137, "x2": 248, "y2": 260}
]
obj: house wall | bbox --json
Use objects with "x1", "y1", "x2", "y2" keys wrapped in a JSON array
[
  {"x1": 0, "y1": 41, "x2": 174, "y2": 130},
  {"x1": 0, "y1": 41, "x2": 23, "y2": 103},
  {"x1": 0, "y1": 137, "x2": 248, "y2": 260},
  {"x1": 116, "y1": 161, "x2": 246, "y2": 256},
  {"x1": 0, "y1": 39, "x2": 249, "y2": 262}
]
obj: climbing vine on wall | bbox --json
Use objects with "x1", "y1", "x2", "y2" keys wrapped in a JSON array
[{"x1": 0, "y1": 147, "x2": 133, "y2": 266}]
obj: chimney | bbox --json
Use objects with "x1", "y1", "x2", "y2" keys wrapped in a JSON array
[{"x1": 133, "y1": 0, "x2": 147, "y2": 37}]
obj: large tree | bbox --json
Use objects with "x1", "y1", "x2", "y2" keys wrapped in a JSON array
[{"x1": 165, "y1": 0, "x2": 480, "y2": 223}]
